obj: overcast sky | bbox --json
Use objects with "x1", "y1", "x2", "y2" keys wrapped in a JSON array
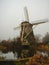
[{"x1": 0, "y1": 0, "x2": 49, "y2": 40}]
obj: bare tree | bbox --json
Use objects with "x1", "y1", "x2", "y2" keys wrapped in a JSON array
[
  {"x1": 35, "y1": 34, "x2": 42, "y2": 43},
  {"x1": 42, "y1": 32, "x2": 49, "y2": 44}
]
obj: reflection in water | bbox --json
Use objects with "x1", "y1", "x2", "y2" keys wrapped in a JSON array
[{"x1": 0, "y1": 51, "x2": 49, "y2": 60}]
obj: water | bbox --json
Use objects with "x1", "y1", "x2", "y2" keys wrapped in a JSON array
[
  {"x1": 0, "y1": 51, "x2": 49, "y2": 60},
  {"x1": 0, "y1": 51, "x2": 17, "y2": 60},
  {"x1": 37, "y1": 51, "x2": 49, "y2": 57}
]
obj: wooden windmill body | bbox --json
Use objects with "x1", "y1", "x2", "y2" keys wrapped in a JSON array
[{"x1": 20, "y1": 21, "x2": 36, "y2": 45}]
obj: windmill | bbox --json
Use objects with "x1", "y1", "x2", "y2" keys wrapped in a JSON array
[
  {"x1": 14, "y1": 7, "x2": 49, "y2": 58},
  {"x1": 14, "y1": 7, "x2": 48, "y2": 46}
]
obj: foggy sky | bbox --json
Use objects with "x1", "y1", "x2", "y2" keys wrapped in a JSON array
[{"x1": 0, "y1": 0, "x2": 49, "y2": 40}]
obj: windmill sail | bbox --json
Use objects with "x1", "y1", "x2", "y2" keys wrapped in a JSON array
[
  {"x1": 24, "y1": 7, "x2": 29, "y2": 22},
  {"x1": 31, "y1": 19, "x2": 48, "y2": 26}
]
